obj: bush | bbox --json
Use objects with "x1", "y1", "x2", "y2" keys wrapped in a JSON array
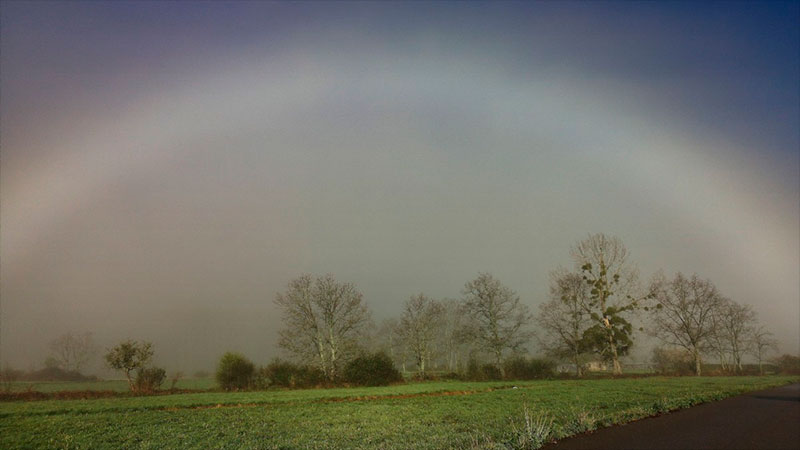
[
  {"x1": 503, "y1": 356, "x2": 555, "y2": 380},
  {"x1": 465, "y1": 357, "x2": 481, "y2": 380},
  {"x1": 465, "y1": 358, "x2": 503, "y2": 381},
  {"x1": 481, "y1": 363, "x2": 503, "y2": 381},
  {"x1": 260, "y1": 359, "x2": 326, "y2": 388},
  {"x1": 771, "y1": 354, "x2": 800, "y2": 375},
  {"x1": 134, "y1": 367, "x2": 166, "y2": 393},
  {"x1": 104, "y1": 340, "x2": 154, "y2": 391},
  {"x1": 0, "y1": 367, "x2": 22, "y2": 392},
  {"x1": 651, "y1": 347, "x2": 694, "y2": 375},
  {"x1": 216, "y1": 352, "x2": 256, "y2": 391},
  {"x1": 440, "y1": 372, "x2": 462, "y2": 380},
  {"x1": 343, "y1": 352, "x2": 403, "y2": 386},
  {"x1": 168, "y1": 371, "x2": 184, "y2": 390}
]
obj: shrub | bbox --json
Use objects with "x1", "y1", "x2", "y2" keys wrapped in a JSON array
[
  {"x1": 771, "y1": 354, "x2": 800, "y2": 375},
  {"x1": 134, "y1": 367, "x2": 166, "y2": 394},
  {"x1": 168, "y1": 371, "x2": 184, "y2": 390},
  {"x1": 481, "y1": 364, "x2": 503, "y2": 381},
  {"x1": 343, "y1": 352, "x2": 402, "y2": 386},
  {"x1": 260, "y1": 359, "x2": 326, "y2": 388},
  {"x1": 651, "y1": 347, "x2": 694, "y2": 375},
  {"x1": 105, "y1": 340, "x2": 155, "y2": 391},
  {"x1": 0, "y1": 367, "x2": 22, "y2": 392},
  {"x1": 465, "y1": 357, "x2": 482, "y2": 380},
  {"x1": 464, "y1": 358, "x2": 503, "y2": 381},
  {"x1": 216, "y1": 352, "x2": 255, "y2": 391},
  {"x1": 503, "y1": 356, "x2": 555, "y2": 380},
  {"x1": 464, "y1": 358, "x2": 502, "y2": 381}
]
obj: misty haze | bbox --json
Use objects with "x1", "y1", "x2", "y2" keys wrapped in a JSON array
[{"x1": 1, "y1": 2, "x2": 798, "y2": 449}]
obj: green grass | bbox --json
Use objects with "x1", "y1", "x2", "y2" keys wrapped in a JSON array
[{"x1": 1, "y1": 376, "x2": 796, "y2": 449}]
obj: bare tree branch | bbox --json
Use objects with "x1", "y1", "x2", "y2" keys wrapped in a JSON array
[
  {"x1": 274, "y1": 274, "x2": 371, "y2": 381},
  {"x1": 461, "y1": 273, "x2": 532, "y2": 375}
]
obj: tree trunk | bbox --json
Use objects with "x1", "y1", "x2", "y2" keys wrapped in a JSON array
[
  {"x1": 495, "y1": 351, "x2": 504, "y2": 378},
  {"x1": 573, "y1": 352, "x2": 583, "y2": 377},
  {"x1": 611, "y1": 354, "x2": 622, "y2": 375},
  {"x1": 125, "y1": 370, "x2": 135, "y2": 392},
  {"x1": 693, "y1": 348, "x2": 702, "y2": 376},
  {"x1": 328, "y1": 329, "x2": 338, "y2": 381},
  {"x1": 316, "y1": 339, "x2": 327, "y2": 380},
  {"x1": 607, "y1": 327, "x2": 622, "y2": 375},
  {"x1": 718, "y1": 351, "x2": 728, "y2": 373}
]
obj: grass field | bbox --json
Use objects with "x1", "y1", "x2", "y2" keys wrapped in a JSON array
[
  {"x1": 6, "y1": 378, "x2": 216, "y2": 393},
  {"x1": 1, "y1": 376, "x2": 796, "y2": 449}
]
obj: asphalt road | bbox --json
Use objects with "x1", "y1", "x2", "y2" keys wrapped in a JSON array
[{"x1": 542, "y1": 382, "x2": 800, "y2": 450}]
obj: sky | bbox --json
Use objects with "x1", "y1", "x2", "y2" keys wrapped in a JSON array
[{"x1": 1, "y1": 1, "x2": 798, "y2": 373}]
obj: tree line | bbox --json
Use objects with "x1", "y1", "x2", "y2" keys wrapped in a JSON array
[
  {"x1": 274, "y1": 233, "x2": 783, "y2": 380},
  {"x1": 6, "y1": 232, "x2": 793, "y2": 394}
]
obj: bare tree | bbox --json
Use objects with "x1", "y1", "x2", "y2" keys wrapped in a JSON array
[
  {"x1": 536, "y1": 269, "x2": 592, "y2": 376},
  {"x1": 397, "y1": 294, "x2": 444, "y2": 377},
  {"x1": 372, "y1": 318, "x2": 408, "y2": 373},
  {"x1": 275, "y1": 274, "x2": 371, "y2": 381},
  {"x1": 708, "y1": 304, "x2": 732, "y2": 372},
  {"x1": 49, "y1": 331, "x2": 97, "y2": 373},
  {"x1": 571, "y1": 233, "x2": 648, "y2": 375},
  {"x1": 169, "y1": 370, "x2": 185, "y2": 390},
  {"x1": 714, "y1": 299, "x2": 757, "y2": 373},
  {"x1": 439, "y1": 299, "x2": 470, "y2": 373},
  {"x1": 749, "y1": 325, "x2": 778, "y2": 375},
  {"x1": 649, "y1": 272, "x2": 724, "y2": 376},
  {"x1": 461, "y1": 273, "x2": 532, "y2": 375}
]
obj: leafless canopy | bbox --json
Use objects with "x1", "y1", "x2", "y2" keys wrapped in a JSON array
[
  {"x1": 710, "y1": 299, "x2": 757, "y2": 373},
  {"x1": 536, "y1": 269, "x2": 592, "y2": 376},
  {"x1": 371, "y1": 318, "x2": 408, "y2": 372},
  {"x1": 570, "y1": 233, "x2": 641, "y2": 307},
  {"x1": 649, "y1": 272, "x2": 724, "y2": 375},
  {"x1": 461, "y1": 273, "x2": 532, "y2": 372},
  {"x1": 274, "y1": 274, "x2": 371, "y2": 381},
  {"x1": 398, "y1": 294, "x2": 444, "y2": 376},
  {"x1": 49, "y1": 331, "x2": 97, "y2": 373},
  {"x1": 749, "y1": 325, "x2": 778, "y2": 375},
  {"x1": 438, "y1": 299, "x2": 470, "y2": 373}
]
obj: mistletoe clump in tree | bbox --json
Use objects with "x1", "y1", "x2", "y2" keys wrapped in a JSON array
[{"x1": 571, "y1": 233, "x2": 653, "y2": 375}]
